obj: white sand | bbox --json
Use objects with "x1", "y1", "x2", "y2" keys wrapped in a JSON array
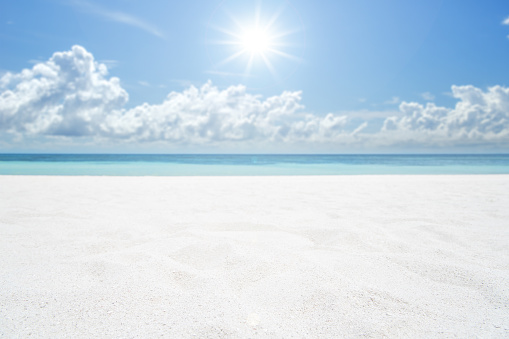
[{"x1": 0, "y1": 175, "x2": 508, "y2": 338}]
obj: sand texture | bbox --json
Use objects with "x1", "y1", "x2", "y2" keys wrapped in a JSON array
[{"x1": 1, "y1": 175, "x2": 508, "y2": 337}]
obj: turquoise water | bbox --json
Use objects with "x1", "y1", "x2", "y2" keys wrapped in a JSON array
[{"x1": 0, "y1": 154, "x2": 508, "y2": 176}]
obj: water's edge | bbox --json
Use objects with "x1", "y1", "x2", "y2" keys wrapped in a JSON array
[{"x1": 1, "y1": 154, "x2": 508, "y2": 176}]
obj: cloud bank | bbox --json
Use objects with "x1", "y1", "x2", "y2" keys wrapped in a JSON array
[
  {"x1": 382, "y1": 86, "x2": 509, "y2": 148},
  {"x1": 1, "y1": 46, "x2": 508, "y2": 151}
]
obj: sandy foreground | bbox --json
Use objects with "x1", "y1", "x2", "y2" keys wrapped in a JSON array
[{"x1": 0, "y1": 175, "x2": 508, "y2": 338}]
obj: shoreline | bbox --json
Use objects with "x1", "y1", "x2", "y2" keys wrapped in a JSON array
[
  {"x1": 11, "y1": 173, "x2": 509, "y2": 177},
  {"x1": 1, "y1": 175, "x2": 508, "y2": 337}
]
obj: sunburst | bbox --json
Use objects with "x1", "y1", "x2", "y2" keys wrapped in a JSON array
[{"x1": 207, "y1": 0, "x2": 304, "y2": 85}]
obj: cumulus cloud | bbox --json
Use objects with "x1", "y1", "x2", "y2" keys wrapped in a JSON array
[
  {"x1": 102, "y1": 82, "x2": 353, "y2": 145},
  {"x1": 1, "y1": 45, "x2": 509, "y2": 151},
  {"x1": 382, "y1": 85, "x2": 509, "y2": 146},
  {"x1": 0, "y1": 45, "x2": 127, "y2": 137},
  {"x1": 503, "y1": 16, "x2": 509, "y2": 25},
  {"x1": 0, "y1": 46, "x2": 354, "y2": 146}
]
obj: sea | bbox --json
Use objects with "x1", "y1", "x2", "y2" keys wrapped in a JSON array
[{"x1": 0, "y1": 154, "x2": 508, "y2": 176}]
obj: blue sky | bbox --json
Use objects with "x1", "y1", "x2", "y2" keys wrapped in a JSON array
[{"x1": 1, "y1": 0, "x2": 509, "y2": 153}]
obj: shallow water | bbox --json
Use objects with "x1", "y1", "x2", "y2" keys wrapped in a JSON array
[{"x1": 0, "y1": 154, "x2": 508, "y2": 176}]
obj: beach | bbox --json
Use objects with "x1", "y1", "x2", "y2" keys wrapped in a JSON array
[{"x1": 1, "y1": 175, "x2": 508, "y2": 337}]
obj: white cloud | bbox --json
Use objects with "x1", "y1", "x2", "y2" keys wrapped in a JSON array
[
  {"x1": 341, "y1": 109, "x2": 400, "y2": 120},
  {"x1": 381, "y1": 85, "x2": 509, "y2": 146},
  {"x1": 99, "y1": 59, "x2": 119, "y2": 69},
  {"x1": 68, "y1": 0, "x2": 164, "y2": 39},
  {"x1": 101, "y1": 83, "x2": 354, "y2": 145},
  {"x1": 503, "y1": 16, "x2": 509, "y2": 25},
  {"x1": 384, "y1": 96, "x2": 400, "y2": 105},
  {"x1": 0, "y1": 45, "x2": 128, "y2": 137},
  {"x1": 0, "y1": 46, "x2": 354, "y2": 146},
  {"x1": 421, "y1": 92, "x2": 435, "y2": 101},
  {"x1": 1, "y1": 46, "x2": 509, "y2": 151}
]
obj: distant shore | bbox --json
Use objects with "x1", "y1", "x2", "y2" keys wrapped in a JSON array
[{"x1": 1, "y1": 175, "x2": 508, "y2": 337}]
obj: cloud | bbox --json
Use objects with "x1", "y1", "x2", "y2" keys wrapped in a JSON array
[
  {"x1": 421, "y1": 92, "x2": 435, "y2": 101},
  {"x1": 98, "y1": 59, "x2": 119, "y2": 69},
  {"x1": 68, "y1": 0, "x2": 164, "y2": 39},
  {"x1": 0, "y1": 46, "x2": 354, "y2": 146},
  {"x1": 381, "y1": 85, "x2": 509, "y2": 146},
  {"x1": 503, "y1": 16, "x2": 509, "y2": 25},
  {"x1": 341, "y1": 109, "x2": 400, "y2": 120},
  {"x1": 1, "y1": 46, "x2": 509, "y2": 151},
  {"x1": 28, "y1": 59, "x2": 45, "y2": 65},
  {"x1": 0, "y1": 45, "x2": 128, "y2": 137},
  {"x1": 102, "y1": 83, "x2": 354, "y2": 145},
  {"x1": 384, "y1": 96, "x2": 400, "y2": 105}
]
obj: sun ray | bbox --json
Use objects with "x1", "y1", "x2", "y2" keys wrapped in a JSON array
[
  {"x1": 254, "y1": 2, "x2": 261, "y2": 27},
  {"x1": 208, "y1": 24, "x2": 242, "y2": 39},
  {"x1": 260, "y1": 52, "x2": 279, "y2": 82},
  {"x1": 264, "y1": 3, "x2": 286, "y2": 31},
  {"x1": 206, "y1": 0, "x2": 305, "y2": 87},
  {"x1": 208, "y1": 40, "x2": 243, "y2": 46},
  {"x1": 245, "y1": 53, "x2": 255, "y2": 75},
  {"x1": 267, "y1": 48, "x2": 302, "y2": 62},
  {"x1": 270, "y1": 41, "x2": 302, "y2": 48},
  {"x1": 215, "y1": 49, "x2": 247, "y2": 68},
  {"x1": 223, "y1": 9, "x2": 246, "y2": 33},
  {"x1": 270, "y1": 27, "x2": 302, "y2": 40}
]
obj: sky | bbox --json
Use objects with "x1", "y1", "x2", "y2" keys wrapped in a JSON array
[{"x1": 1, "y1": 0, "x2": 509, "y2": 153}]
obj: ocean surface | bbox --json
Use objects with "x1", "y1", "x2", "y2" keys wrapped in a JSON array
[{"x1": 0, "y1": 154, "x2": 508, "y2": 176}]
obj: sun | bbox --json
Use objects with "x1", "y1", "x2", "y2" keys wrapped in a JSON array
[
  {"x1": 241, "y1": 27, "x2": 272, "y2": 55},
  {"x1": 206, "y1": 0, "x2": 304, "y2": 84}
]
